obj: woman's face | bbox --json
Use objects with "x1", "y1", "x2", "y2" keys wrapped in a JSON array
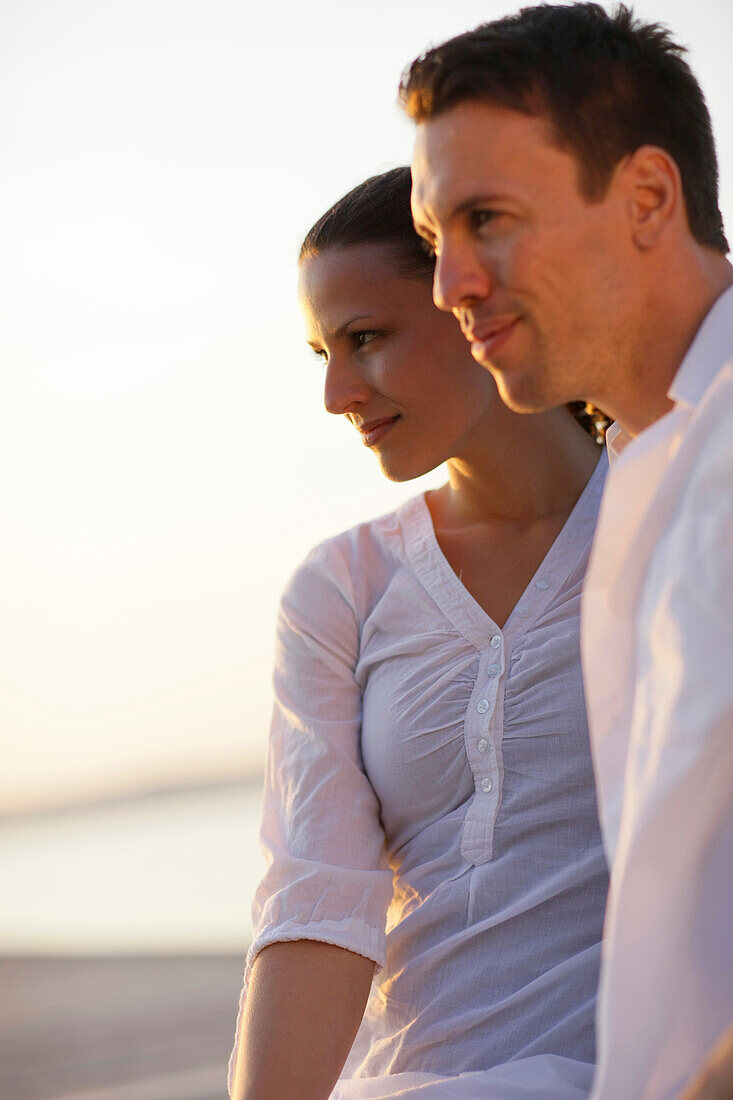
[{"x1": 298, "y1": 243, "x2": 501, "y2": 482}]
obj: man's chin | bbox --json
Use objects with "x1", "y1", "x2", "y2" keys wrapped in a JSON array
[
  {"x1": 469, "y1": 342, "x2": 557, "y2": 414},
  {"x1": 487, "y1": 365, "x2": 553, "y2": 416}
]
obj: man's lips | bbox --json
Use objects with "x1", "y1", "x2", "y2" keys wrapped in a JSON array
[
  {"x1": 464, "y1": 317, "x2": 520, "y2": 363},
  {"x1": 356, "y1": 416, "x2": 400, "y2": 447}
]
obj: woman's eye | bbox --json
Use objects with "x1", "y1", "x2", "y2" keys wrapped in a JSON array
[
  {"x1": 310, "y1": 347, "x2": 328, "y2": 364},
  {"x1": 419, "y1": 236, "x2": 437, "y2": 259},
  {"x1": 352, "y1": 330, "x2": 378, "y2": 349}
]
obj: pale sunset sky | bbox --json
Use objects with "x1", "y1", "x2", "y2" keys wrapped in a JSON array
[{"x1": 1, "y1": 0, "x2": 731, "y2": 814}]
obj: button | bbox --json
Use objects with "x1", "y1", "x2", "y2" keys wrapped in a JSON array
[
  {"x1": 490, "y1": 634, "x2": 502, "y2": 649},
  {"x1": 515, "y1": 606, "x2": 528, "y2": 617},
  {"x1": 535, "y1": 579, "x2": 550, "y2": 590},
  {"x1": 487, "y1": 664, "x2": 501, "y2": 677},
  {"x1": 477, "y1": 738, "x2": 489, "y2": 754},
  {"x1": 481, "y1": 777, "x2": 493, "y2": 793},
  {"x1": 477, "y1": 698, "x2": 489, "y2": 714}
]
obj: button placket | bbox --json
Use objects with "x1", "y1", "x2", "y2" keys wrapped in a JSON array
[
  {"x1": 461, "y1": 646, "x2": 506, "y2": 864},
  {"x1": 472, "y1": 646, "x2": 505, "y2": 800}
]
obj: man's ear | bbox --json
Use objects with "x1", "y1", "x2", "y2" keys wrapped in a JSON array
[{"x1": 622, "y1": 145, "x2": 683, "y2": 250}]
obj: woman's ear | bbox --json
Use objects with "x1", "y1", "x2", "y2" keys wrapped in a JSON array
[{"x1": 622, "y1": 145, "x2": 683, "y2": 251}]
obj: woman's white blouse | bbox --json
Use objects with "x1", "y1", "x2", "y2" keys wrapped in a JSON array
[{"x1": 231, "y1": 458, "x2": 609, "y2": 1096}]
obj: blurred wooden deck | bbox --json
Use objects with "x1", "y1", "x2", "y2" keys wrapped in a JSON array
[{"x1": 0, "y1": 955, "x2": 245, "y2": 1099}]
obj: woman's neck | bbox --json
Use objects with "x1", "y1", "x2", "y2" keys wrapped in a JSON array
[{"x1": 434, "y1": 406, "x2": 600, "y2": 531}]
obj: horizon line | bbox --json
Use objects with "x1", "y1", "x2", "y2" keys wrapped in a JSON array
[{"x1": 0, "y1": 770, "x2": 264, "y2": 825}]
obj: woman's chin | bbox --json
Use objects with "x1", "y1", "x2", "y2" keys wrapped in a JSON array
[{"x1": 377, "y1": 454, "x2": 442, "y2": 484}]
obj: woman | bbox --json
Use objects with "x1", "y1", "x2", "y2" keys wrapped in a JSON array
[{"x1": 230, "y1": 168, "x2": 609, "y2": 1100}]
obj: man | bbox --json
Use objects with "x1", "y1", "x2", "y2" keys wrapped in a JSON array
[{"x1": 402, "y1": 4, "x2": 732, "y2": 1099}]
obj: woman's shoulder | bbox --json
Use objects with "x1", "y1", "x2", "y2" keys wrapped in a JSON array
[{"x1": 283, "y1": 493, "x2": 428, "y2": 619}]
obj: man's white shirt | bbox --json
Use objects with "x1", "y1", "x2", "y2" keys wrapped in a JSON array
[{"x1": 583, "y1": 285, "x2": 733, "y2": 1099}]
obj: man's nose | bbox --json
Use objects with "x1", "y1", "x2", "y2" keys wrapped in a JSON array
[
  {"x1": 323, "y1": 354, "x2": 370, "y2": 416},
  {"x1": 433, "y1": 241, "x2": 492, "y2": 314}
]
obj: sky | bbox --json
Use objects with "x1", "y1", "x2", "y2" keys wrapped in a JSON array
[{"x1": 1, "y1": 0, "x2": 731, "y2": 813}]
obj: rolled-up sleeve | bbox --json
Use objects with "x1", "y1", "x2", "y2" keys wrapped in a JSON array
[
  {"x1": 228, "y1": 541, "x2": 392, "y2": 1091},
  {"x1": 249, "y1": 539, "x2": 392, "y2": 973}
]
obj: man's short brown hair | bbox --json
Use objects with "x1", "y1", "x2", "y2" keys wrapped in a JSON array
[{"x1": 400, "y1": 3, "x2": 728, "y2": 253}]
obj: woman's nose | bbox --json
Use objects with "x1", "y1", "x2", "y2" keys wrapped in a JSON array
[
  {"x1": 323, "y1": 355, "x2": 371, "y2": 416},
  {"x1": 433, "y1": 240, "x2": 492, "y2": 314}
]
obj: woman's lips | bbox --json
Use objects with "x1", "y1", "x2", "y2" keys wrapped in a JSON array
[
  {"x1": 470, "y1": 318, "x2": 520, "y2": 364},
  {"x1": 359, "y1": 416, "x2": 400, "y2": 447}
]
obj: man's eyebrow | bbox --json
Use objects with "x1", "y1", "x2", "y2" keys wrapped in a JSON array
[
  {"x1": 417, "y1": 193, "x2": 509, "y2": 228},
  {"x1": 448, "y1": 193, "x2": 506, "y2": 219}
]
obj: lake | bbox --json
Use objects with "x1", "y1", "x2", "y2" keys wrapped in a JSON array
[{"x1": 0, "y1": 780, "x2": 264, "y2": 954}]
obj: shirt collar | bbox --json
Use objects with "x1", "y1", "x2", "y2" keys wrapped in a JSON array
[
  {"x1": 605, "y1": 421, "x2": 630, "y2": 463},
  {"x1": 606, "y1": 282, "x2": 733, "y2": 464},
  {"x1": 669, "y1": 282, "x2": 733, "y2": 410}
]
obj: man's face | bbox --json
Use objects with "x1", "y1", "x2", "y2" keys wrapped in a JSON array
[{"x1": 411, "y1": 100, "x2": 638, "y2": 414}]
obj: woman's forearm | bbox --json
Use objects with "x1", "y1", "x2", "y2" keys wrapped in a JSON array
[{"x1": 230, "y1": 939, "x2": 375, "y2": 1100}]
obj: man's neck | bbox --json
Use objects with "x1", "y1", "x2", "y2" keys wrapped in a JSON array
[{"x1": 605, "y1": 254, "x2": 733, "y2": 437}]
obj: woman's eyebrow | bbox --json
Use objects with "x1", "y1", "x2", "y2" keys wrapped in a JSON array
[
  {"x1": 337, "y1": 314, "x2": 374, "y2": 335},
  {"x1": 316, "y1": 314, "x2": 375, "y2": 342}
]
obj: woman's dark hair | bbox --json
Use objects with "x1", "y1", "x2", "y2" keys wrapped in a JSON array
[
  {"x1": 299, "y1": 167, "x2": 434, "y2": 279},
  {"x1": 400, "y1": 2, "x2": 728, "y2": 254},
  {"x1": 300, "y1": 166, "x2": 611, "y2": 443}
]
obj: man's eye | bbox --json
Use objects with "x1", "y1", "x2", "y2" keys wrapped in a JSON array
[
  {"x1": 419, "y1": 237, "x2": 436, "y2": 259},
  {"x1": 471, "y1": 209, "x2": 500, "y2": 231},
  {"x1": 310, "y1": 347, "x2": 328, "y2": 364}
]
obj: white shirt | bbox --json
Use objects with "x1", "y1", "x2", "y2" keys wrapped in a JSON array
[
  {"x1": 583, "y1": 286, "x2": 733, "y2": 1100},
  {"x1": 230, "y1": 458, "x2": 609, "y2": 1099}
]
